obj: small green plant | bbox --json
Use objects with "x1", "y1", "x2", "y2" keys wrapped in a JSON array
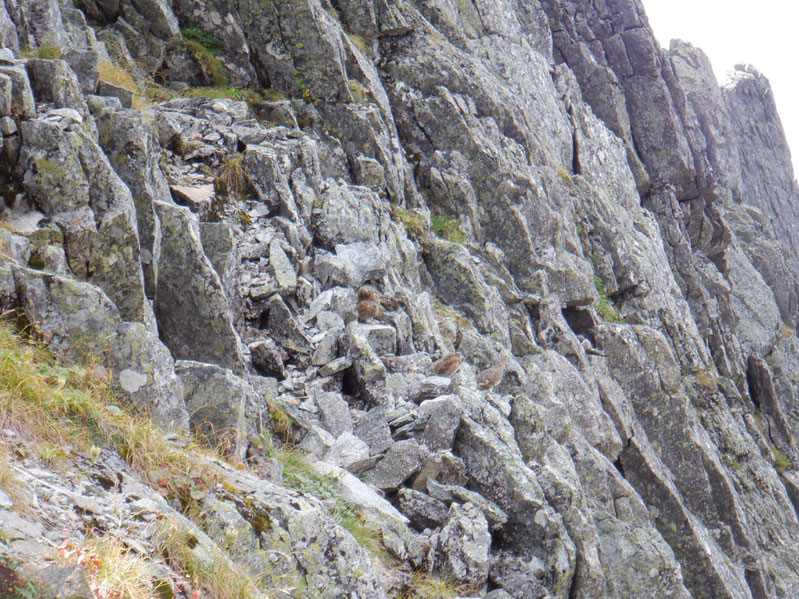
[
  {"x1": 348, "y1": 79, "x2": 371, "y2": 103},
  {"x1": 557, "y1": 166, "x2": 572, "y2": 185},
  {"x1": 35, "y1": 42, "x2": 62, "y2": 59},
  {"x1": 183, "y1": 41, "x2": 227, "y2": 87},
  {"x1": 773, "y1": 447, "x2": 792, "y2": 475},
  {"x1": 391, "y1": 206, "x2": 429, "y2": 241},
  {"x1": 593, "y1": 275, "x2": 622, "y2": 323},
  {"x1": 431, "y1": 214, "x2": 467, "y2": 244},
  {"x1": 181, "y1": 23, "x2": 222, "y2": 52},
  {"x1": 294, "y1": 73, "x2": 314, "y2": 103}
]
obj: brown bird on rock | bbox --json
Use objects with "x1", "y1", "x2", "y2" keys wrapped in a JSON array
[
  {"x1": 432, "y1": 352, "x2": 462, "y2": 376},
  {"x1": 356, "y1": 299, "x2": 380, "y2": 322},
  {"x1": 476, "y1": 354, "x2": 509, "y2": 391},
  {"x1": 356, "y1": 285, "x2": 380, "y2": 303}
]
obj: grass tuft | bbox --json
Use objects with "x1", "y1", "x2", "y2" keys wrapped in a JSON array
[
  {"x1": 391, "y1": 206, "x2": 429, "y2": 242},
  {"x1": 0, "y1": 321, "x2": 218, "y2": 506},
  {"x1": 152, "y1": 520, "x2": 265, "y2": 599},
  {"x1": 593, "y1": 275, "x2": 622, "y2": 323},
  {"x1": 431, "y1": 215, "x2": 466, "y2": 245},
  {"x1": 76, "y1": 536, "x2": 157, "y2": 599},
  {"x1": 215, "y1": 153, "x2": 247, "y2": 197},
  {"x1": 181, "y1": 24, "x2": 222, "y2": 52},
  {"x1": 395, "y1": 571, "x2": 470, "y2": 598}
]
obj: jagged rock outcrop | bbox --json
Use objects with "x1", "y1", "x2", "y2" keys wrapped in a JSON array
[{"x1": 1, "y1": 0, "x2": 799, "y2": 598}]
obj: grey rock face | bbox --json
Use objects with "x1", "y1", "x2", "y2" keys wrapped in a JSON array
[
  {"x1": 5, "y1": 0, "x2": 799, "y2": 597},
  {"x1": 174, "y1": 360, "x2": 253, "y2": 458},
  {"x1": 91, "y1": 98, "x2": 171, "y2": 298},
  {"x1": 13, "y1": 267, "x2": 187, "y2": 430},
  {"x1": 439, "y1": 502, "x2": 491, "y2": 586},
  {"x1": 154, "y1": 202, "x2": 245, "y2": 373},
  {"x1": 19, "y1": 117, "x2": 152, "y2": 326}
]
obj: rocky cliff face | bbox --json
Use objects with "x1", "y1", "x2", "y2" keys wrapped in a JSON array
[{"x1": 1, "y1": 0, "x2": 799, "y2": 597}]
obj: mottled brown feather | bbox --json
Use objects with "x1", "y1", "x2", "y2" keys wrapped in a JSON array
[{"x1": 432, "y1": 352, "x2": 462, "y2": 376}]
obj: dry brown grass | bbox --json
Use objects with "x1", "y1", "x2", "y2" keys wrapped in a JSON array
[{"x1": 0, "y1": 321, "x2": 218, "y2": 504}]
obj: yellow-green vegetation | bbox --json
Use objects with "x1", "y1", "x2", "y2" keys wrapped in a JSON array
[
  {"x1": 347, "y1": 34, "x2": 372, "y2": 58},
  {"x1": 152, "y1": 522, "x2": 265, "y2": 599},
  {"x1": 215, "y1": 153, "x2": 247, "y2": 196},
  {"x1": 273, "y1": 446, "x2": 389, "y2": 561},
  {"x1": 395, "y1": 571, "x2": 470, "y2": 599},
  {"x1": 294, "y1": 73, "x2": 315, "y2": 104},
  {"x1": 0, "y1": 321, "x2": 218, "y2": 505},
  {"x1": 97, "y1": 60, "x2": 173, "y2": 110},
  {"x1": 261, "y1": 88, "x2": 287, "y2": 101},
  {"x1": 183, "y1": 86, "x2": 262, "y2": 104},
  {"x1": 22, "y1": 42, "x2": 61, "y2": 59},
  {"x1": 78, "y1": 536, "x2": 157, "y2": 599},
  {"x1": 772, "y1": 447, "x2": 792, "y2": 475},
  {"x1": 181, "y1": 25, "x2": 228, "y2": 88},
  {"x1": 348, "y1": 79, "x2": 372, "y2": 103},
  {"x1": 0, "y1": 446, "x2": 28, "y2": 510},
  {"x1": 431, "y1": 215, "x2": 467, "y2": 245},
  {"x1": 181, "y1": 23, "x2": 222, "y2": 52},
  {"x1": 557, "y1": 166, "x2": 572, "y2": 185},
  {"x1": 593, "y1": 275, "x2": 622, "y2": 323},
  {"x1": 391, "y1": 206, "x2": 430, "y2": 241}
]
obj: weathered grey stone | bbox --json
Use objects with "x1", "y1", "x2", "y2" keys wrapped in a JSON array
[
  {"x1": 32, "y1": 565, "x2": 92, "y2": 599},
  {"x1": 363, "y1": 439, "x2": 427, "y2": 491},
  {"x1": 249, "y1": 338, "x2": 285, "y2": 378},
  {"x1": 396, "y1": 487, "x2": 448, "y2": 531},
  {"x1": 314, "y1": 390, "x2": 352, "y2": 437},
  {"x1": 419, "y1": 395, "x2": 462, "y2": 451},
  {"x1": 354, "y1": 406, "x2": 394, "y2": 456},
  {"x1": 324, "y1": 432, "x2": 370, "y2": 470},
  {"x1": 439, "y1": 502, "x2": 491, "y2": 586},
  {"x1": 19, "y1": 118, "x2": 152, "y2": 325},
  {"x1": 91, "y1": 100, "x2": 171, "y2": 298},
  {"x1": 175, "y1": 360, "x2": 252, "y2": 458},
  {"x1": 154, "y1": 202, "x2": 245, "y2": 372},
  {"x1": 0, "y1": 64, "x2": 34, "y2": 117},
  {"x1": 13, "y1": 267, "x2": 187, "y2": 430},
  {"x1": 265, "y1": 294, "x2": 312, "y2": 356},
  {"x1": 347, "y1": 322, "x2": 396, "y2": 356},
  {"x1": 269, "y1": 238, "x2": 297, "y2": 290}
]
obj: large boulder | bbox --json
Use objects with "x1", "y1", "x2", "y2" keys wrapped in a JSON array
[
  {"x1": 13, "y1": 267, "x2": 187, "y2": 431},
  {"x1": 154, "y1": 202, "x2": 246, "y2": 373}
]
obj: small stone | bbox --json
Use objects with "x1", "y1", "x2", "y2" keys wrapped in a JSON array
[
  {"x1": 96, "y1": 80, "x2": 134, "y2": 108},
  {"x1": 439, "y1": 503, "x2": 491, "y2": 586},
  {"x1": 314, "y1": 390, "x2": 353, "y2": 436},
  {"x1": 170, "y1": 184, "x2": 214, "y2": 217},
  {"x1": 269, "y1": 238, "x2": 297, "y2": 289},
  {"x1": 325, "y1": 432, "x2": 370, "y2": 469},
  {"x1": 319, "y1": 356, "x2": 352, "y2": 377},
  {"x1": 0, "y1": 116, "x2": 16, "y2": 135},
  {"x1": 397, "y1": 488, "x2": 449, "y2": 530},
  {"x1": 250, "y1": 339, "x2": 286, "y2": 378},
  {"x1": 363, "y1": 439, "x2": 428, "y2": 491},
  {"x1": 419, "y1": 396, "x2": 463, "y2": 451},
  {"x1": 354, "y1": 406, "x2": 394, "y2": 455}
]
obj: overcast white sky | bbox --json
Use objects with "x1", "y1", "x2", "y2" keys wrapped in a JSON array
[{"x1": 640, "y1": 0, "x2": 799, "y2": 174}]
